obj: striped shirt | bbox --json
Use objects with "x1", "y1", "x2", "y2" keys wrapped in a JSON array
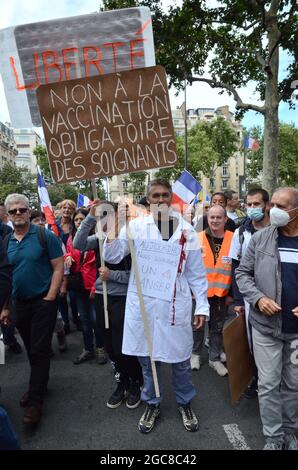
[{"x1": 278, "y1": 234, "x2": 298, "y2": 334}]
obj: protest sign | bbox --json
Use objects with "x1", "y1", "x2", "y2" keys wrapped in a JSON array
[
  {"x1": 0, "y1": 7, "x2": 155, "y2": 127},
  {"x1": 129, "y1": 239, "x2": 182, "y2": 301},
  {"x1": 223, "y1": 314, "x2": 255, "y2": 404},
  {"x1": 37, "y1": 65, "x2": 178, "y2": 183}
]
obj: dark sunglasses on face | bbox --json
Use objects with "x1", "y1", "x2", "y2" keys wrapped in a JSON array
[
  {"x1": 151, "y1": 192, "x2": 171, "y2": 199},
  {"x1": 8, "y1": 207, "x2": 28, "y2": 215}
]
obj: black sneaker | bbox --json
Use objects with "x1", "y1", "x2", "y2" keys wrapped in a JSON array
[
  {"x1": 126, "y1": 381, "x2": 141, "y2": 409},
  {"x1": 107, "y1": 383, "x2": 127, "y2": 409},
  {"x1": 178, "y1": 403, "x2": 199, "y2": 432},
  {"x1": 243, "y1": 376, "x2": 258, "y2": 399},
  {"x1": 138, "y1": 404, "x2": 160, "y2": 434}
]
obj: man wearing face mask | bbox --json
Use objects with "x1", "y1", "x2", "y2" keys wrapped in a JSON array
[
  {"x1": 229, "y1": 188, "x2": 270, "y2": 397},
  {"x1": 236, "y1": 187, "x2": 298, "y2": 450}
]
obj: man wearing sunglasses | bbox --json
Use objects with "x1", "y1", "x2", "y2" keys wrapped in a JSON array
[
  {"x1": 0, "y1": 194, "x2": 64, "y2": 426},
  {"x1": 103, "y1": 178, "x2": 209, "y2": 434}
]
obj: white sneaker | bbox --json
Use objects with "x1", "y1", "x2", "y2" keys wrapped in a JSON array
[
  {"x1": 190, "y1": 354, "x2": 200, "y2": 371},
  {"x1": 209, "y1": 360, "x2": 228, "y2": 377},
  {"x1": 220, "y1": 351, "x2": 226, "y2": 362}
]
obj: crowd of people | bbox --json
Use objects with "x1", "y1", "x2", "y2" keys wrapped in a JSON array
[{"x1": 0, "y1": 180, "x2": 297, "y2": 450}]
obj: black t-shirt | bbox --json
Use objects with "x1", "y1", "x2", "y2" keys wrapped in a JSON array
[
  {"x1": 278, "y1": 233, "x2": 298, "y2": 334},
  {"x1": 155, "y1": 217, "x2": 178, "y2": 241}
]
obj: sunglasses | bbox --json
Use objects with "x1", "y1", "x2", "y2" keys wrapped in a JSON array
[
  {"x1": 150, "y1": 192, "x2": 171, "y2": 199},
  {"x1": 8, "y1": 207, "x2": 28, "y2": 215}
]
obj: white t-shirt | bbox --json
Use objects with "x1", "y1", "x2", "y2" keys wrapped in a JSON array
[{"x1": 227, "y1": 211, "x2": 238, "y2": 221}]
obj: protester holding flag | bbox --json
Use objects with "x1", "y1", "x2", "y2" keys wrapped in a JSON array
[{"x1": 103, "y1": 178, "x2": 209, "y2": 434}]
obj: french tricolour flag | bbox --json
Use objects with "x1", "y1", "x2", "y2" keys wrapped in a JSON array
[
  {"x1": 244, "y1": 135, "x2": 260, "y2": 151},
  {"x1": 37, "y1": 166, "x2": 58, "y2": 236},
  {"x1": 172, "y1": 170, "x2": 202, "y2": 211},
  {"x1": 77, "y1": 193, "x2": 92, "y2": 208}
]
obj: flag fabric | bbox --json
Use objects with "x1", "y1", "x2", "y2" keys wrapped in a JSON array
[
  {"x1": 77, "y1": 193, "x2": 92, "y2": 207},
  {"x1": 37, "y1": 166, "x2": 58, "y2": 236},
  {"x1": 244, "y1": 135, "x2": 260, "y2": 151},
  {"x1": 192, "y1": 188, "x2": 203, "y2": 206},
  {"x1": 172, "y1": 170, "x2": 202, "y2": 210},
  {"x1": 206, "y1": 195, "x2": 210, "y2": 203}
]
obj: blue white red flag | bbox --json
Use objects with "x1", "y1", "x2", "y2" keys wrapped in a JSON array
[
  {"x1": 172, "y1": 170, "x2": 202, "y2": 210},
  {"x1": 77, "y1": 193, "x2": 92, "y2": 207},
  {"x1": 244, "y1": 135, "x2": 260, "y2": 151},
  {"x1": 37, "y1": 166, "x2": 58, "y2": 236}
]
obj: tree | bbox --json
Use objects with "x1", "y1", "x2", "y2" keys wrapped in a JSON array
[
  {"x1": 0, "y1": 163, "x2": 38, "y2": 206},
  {"x1": 247, "y1": 122, "x2": 298, "y2": 187},
  {"x1": 156, "y1": 116, "x2": 238, "y2": 184},
  {"x1": 101, "y1": 0, "x2": 298, "y2": 194},
  {"x1": 127, "y1": 172, "x2": 148, "y2": 199}
]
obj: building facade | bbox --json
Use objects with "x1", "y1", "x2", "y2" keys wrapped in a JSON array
[
  {"x1": 172, "y1": 103, "x2": 245, "y2": 199},
  {"x1": 0, "y1": 121, "x2": 17, "y2": 169},
  {"x1": 13, "y1": 128, "x2": 42, "y2": 173}
]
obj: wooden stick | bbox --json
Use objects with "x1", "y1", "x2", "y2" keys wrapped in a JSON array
[{"x1": 91, "y1": 179, "x2": 109, "y2": 329}]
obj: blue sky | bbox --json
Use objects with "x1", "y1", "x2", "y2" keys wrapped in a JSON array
[{"x1": 0, "y1": 0, "x2": 296, "y2": 132}]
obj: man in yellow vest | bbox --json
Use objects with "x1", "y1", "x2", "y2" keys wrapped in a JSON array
[{"x1": 199, "y1": 205, "x2": 234, "y2": 376}]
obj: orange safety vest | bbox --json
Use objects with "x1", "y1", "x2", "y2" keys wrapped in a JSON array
[{"x1": 199, "y1": 230, "x2": 234, "y2": 298}]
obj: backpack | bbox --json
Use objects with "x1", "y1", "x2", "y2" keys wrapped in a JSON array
[
  {"x1": 3, "y1": 225, "x2": 48, "y2": 257},
  {"x1": 237, "y1": 224, "x2": 246, "y2": 261}
]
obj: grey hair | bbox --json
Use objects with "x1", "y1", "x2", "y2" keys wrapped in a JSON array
[
  {"x1": 146, "y1": 178, "x2": 172, "y2": 197},
  {"x1": 273, "y1": 187, "x2": 298, "y2": 208},
  {"x1": 5, "y1": 193, "x2": 30, "y2": 210}
]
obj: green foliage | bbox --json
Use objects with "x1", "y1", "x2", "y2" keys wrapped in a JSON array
[
  {"x1": 246, "y1": 123, "x2": 298, "y2": 187},
  {"x1": 0, "y1": 163, "x2": 38, "y2": 206},
  {"x1": 34, "y1": 145, "x2": 51, "y2": 181},
  {"x1": 157, "y1": 116, "x2": 238, "y2": 182},
  {"x1": 127, "y1": 172, "x2": 147, "y2": 199}
]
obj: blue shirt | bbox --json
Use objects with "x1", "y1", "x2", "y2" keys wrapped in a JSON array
[
  {"x1": 7, "y1": 224, "x2": 63, "y2": 300},
  {"x1": 278, "y1": 233, "x2": 298, "y2": 334}
]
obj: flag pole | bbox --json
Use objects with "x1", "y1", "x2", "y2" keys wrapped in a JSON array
[
  {"x1": 184, "y1": 79, "x2": 188, "y2": 171},
  {"x1": 91, "y1": 179, "x2": 109, "y2": 329}
]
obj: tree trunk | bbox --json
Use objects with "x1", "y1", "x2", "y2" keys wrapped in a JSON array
[{"x1": 262, "y1": 10, "x2": 280, "y2": 196}]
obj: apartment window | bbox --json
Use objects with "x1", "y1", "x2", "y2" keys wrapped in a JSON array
[
  {"x1": 222, "y1": 179, "x2": 228, "y2": 188},
  {"x1": 222, "y1": 167, "x2": 228, "y2": 176}
]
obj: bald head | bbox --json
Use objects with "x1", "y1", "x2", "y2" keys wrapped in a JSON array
[{"x1": 207, "y1": 205, "x2": 227, "y2": 236}]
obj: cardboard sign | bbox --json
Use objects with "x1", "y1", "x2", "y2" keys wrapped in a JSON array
[
  {"x1": 129, "y1": 239, "x2": 182, "y2": 301},
  {"x1": 223, "y1": 314, "x2": 255, "y2": 404},
  {"x1": 0, "y1": 7, "x2": 155, "y2": 127},
  {"x1": 37, "y1": 65, "x2": 178, "y2": 183}
]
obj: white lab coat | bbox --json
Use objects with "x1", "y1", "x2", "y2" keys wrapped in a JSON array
[{"x1": 103, "y1": 211, "x2": 209, "y2": 363}]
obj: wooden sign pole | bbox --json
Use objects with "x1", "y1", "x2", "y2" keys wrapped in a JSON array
[{"x1": 91, "y1": 179, "x2": 109, "y2": 329}]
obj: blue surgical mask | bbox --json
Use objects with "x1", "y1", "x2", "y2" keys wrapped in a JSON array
[{"x1": 247, "y1": 207, "x2": 264, "y2": 221}]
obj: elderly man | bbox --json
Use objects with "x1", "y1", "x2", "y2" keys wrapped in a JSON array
[
  {"x1": 0, "y1": 194, "x2": 64, "y2": 426},
  {"x1": 198, "y1": 205, "x2": 234, "y2": 377},
  {"x1": 236, "y1": 187, "x2": 298, "y2": 450},
  {"x1": 103, "y1": 178, "x2": 209, "y2": 434}
]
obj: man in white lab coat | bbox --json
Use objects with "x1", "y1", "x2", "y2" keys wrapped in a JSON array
[{"x1": 103, "y1": 178, "x2": 209, "y2": 434}]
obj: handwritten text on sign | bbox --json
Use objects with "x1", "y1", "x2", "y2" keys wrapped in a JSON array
[
  {"x1": 37, "y1": 66, "x2": 178, "y2": 183},
  {"x1": 129, "y1": 239, "x2": 182, "y2": 301}
]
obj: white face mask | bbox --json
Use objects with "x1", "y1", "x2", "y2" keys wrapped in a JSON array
[{"x1": 270, "y1": 207, "x2": 297, "y2": 227}]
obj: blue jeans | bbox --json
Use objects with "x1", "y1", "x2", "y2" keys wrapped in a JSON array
[
  {"x1": 138, "y1": 356, "x2": 196, "y2": 405},
  {"x1": 75, "y1": 292, "x2": 104, "y2": 352}
]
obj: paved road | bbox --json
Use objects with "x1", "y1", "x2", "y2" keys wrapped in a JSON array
[{"x1": 0, "y1": 327, "x2": 264, "y2": 451}]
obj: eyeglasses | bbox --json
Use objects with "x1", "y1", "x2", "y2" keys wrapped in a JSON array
[
  {"x1": 150, "y1": 192, "x2": 171, "y2": 199},
  {"x1": 8, "y1": 207, "x2": 28, "y2": 215}
]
